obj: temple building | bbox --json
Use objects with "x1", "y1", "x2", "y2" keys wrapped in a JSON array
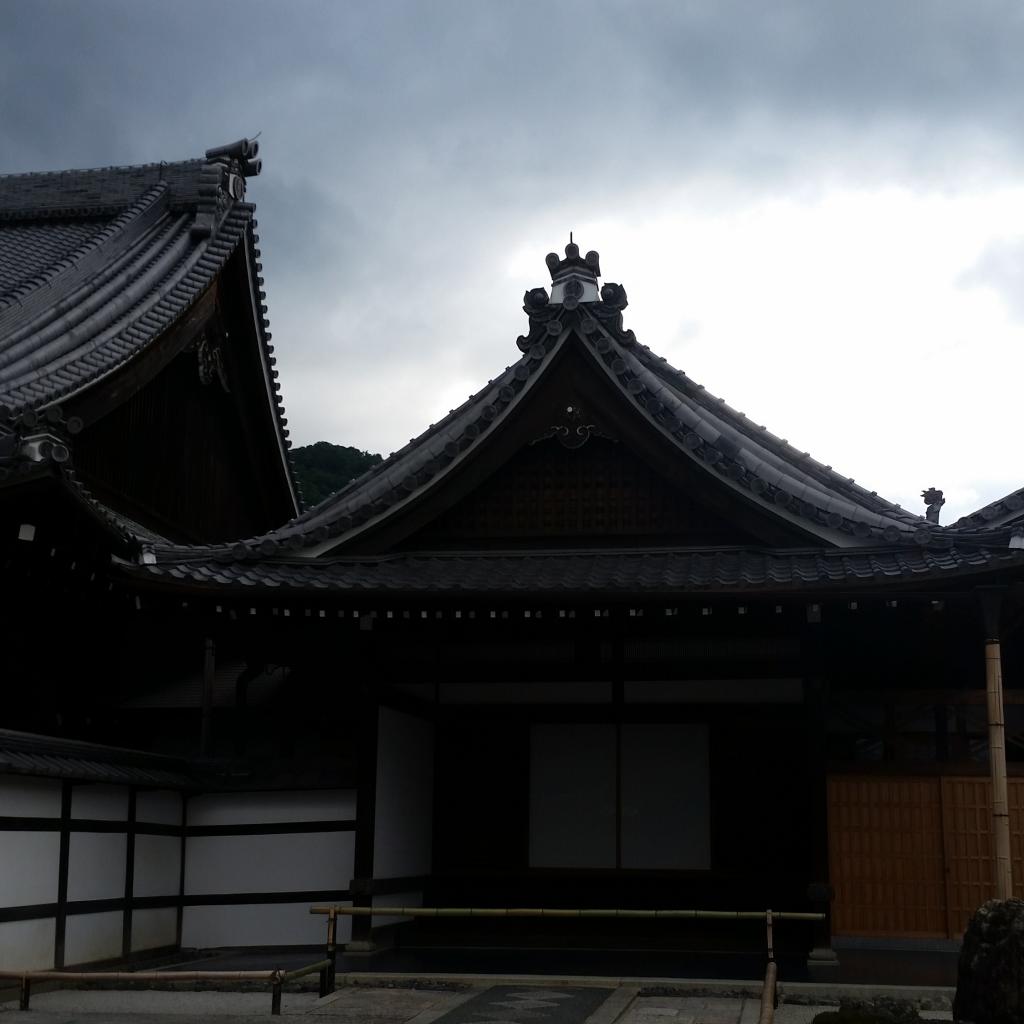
[{"x1": 1, "y1": 142, "x2": 1023, "y2": 978}]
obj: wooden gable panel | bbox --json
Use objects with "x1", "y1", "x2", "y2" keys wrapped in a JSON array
[{"x1": 406, "y1": 434, "x2": 764, "y2": 548}]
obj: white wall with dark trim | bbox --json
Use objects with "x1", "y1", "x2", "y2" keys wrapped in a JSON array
[
  {"x1": 0, "y1": 777, "x2": 356, "y2": 970},
  {"x1": 0, "y1": 777, "x2": 61, "y2": 970},
  {"x1": 180, "y1": 789, "x2": 356, "y2": 949}
]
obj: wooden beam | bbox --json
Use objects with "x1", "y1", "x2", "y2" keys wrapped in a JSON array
[
  {"x1": 981, "y1": 589, "x2": 1013, "y2": 900},
  {"x1": 200, "y1": 637, "x2": 215, "y2": 757}
]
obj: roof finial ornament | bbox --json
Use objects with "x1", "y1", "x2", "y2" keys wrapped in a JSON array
[
  {"x1": 922, "y1": 488, "x2": 945, "y2": 524},
  {"x1": 542, "y1": 240, "x2": 599, "y2": 307}
]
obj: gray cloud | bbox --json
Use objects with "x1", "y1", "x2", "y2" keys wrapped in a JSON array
[{"x1": 3, "y1": 0, "x2": 1024, "y2": 517}]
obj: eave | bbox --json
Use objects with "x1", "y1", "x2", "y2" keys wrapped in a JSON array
[{"x1": 122, "y1": 541, "x2": 1024, "y2": 600}]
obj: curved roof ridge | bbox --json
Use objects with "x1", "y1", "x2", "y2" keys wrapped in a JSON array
[
  {"x1": 283, "y1": 340, "x2": 557, "y2": 529},
  {"x1": 273, "y1": 332, "x2": 568, "y2": 552},
  {"x1": 619, "y1": 344, "x2": 916, "y2": 532},
  {"x1": 630, "y1": 343, "x2": 920, "y2": 525},
  {"x1": 949, "y1": 485, "x2": 1024, "y2": 531}
]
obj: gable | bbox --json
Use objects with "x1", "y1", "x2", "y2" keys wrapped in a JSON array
[
  {"x1": 349, "y1": 337, "x2": 816, "y2": 554},
  {"x1": 405, "y1": 434, "x2": 766, "y2": 549},
  {"x1": 71, "y1": 250, "x2": 296, "y2": 543}
]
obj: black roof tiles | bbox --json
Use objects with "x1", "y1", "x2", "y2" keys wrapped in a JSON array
[
  {"x1": 129, "y1": 542, "x2": 1024, "y2": 597},
  {"x1": 0, "y1": 218, "x2": 111, "y2": 295},
  {"x1": 0, "y1": 728, "x2": 193, "y2": 787},
  {"x1": 184, "y1": 274, "x2": 930, "y2": 560},
  {"x1": 0, "y1": 142, "x2": 298, "y2": 515},
  {"x1": 108, "y1": 244, "x2": 1024, "y2": 596}
]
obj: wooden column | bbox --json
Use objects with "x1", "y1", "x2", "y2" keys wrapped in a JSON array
[
  {"x1": 53, "y1": 781, "x2": 72, "y2": 969},
  {"x1": 349, "y1": 686, "x2": 379, "y2": 950},
  {"x1": 981, "y1": 589, "x2": 1013, "y2": 901},
  {"x1": 122, "y1": 788, "x2": 137, "y2": 957},
  {"x1": 804, "y1": 605, "x2": 838, "y2": 979},
  {"x1": 200, "y1": 637, "x2": 215, "y2": 757}
]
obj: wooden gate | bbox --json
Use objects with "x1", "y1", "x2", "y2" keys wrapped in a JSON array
[{"x1": 828, "y1": 774, "x2": 1024, "y2": 938}]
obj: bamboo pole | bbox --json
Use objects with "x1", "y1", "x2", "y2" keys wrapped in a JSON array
[
  {"x1": 986, "y1": 638, "x2": 1013, "y2": 899},
  {"x1": 758, "y1": 961, "x2": 777, "y2": 1024},
  {"x1": 309, "y1": 905, "x2": 824, "y2": 921},
  {"x1": 0, "y1": 970, "x2": 281, "y2": 983},
  {"x1": 0, "y1": 961, "x2": 330, "y2": 1014}
]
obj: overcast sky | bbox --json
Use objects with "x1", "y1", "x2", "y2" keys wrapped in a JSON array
[{"x1": 3, "y1": 1, "x2": 1024, "y2": 521}]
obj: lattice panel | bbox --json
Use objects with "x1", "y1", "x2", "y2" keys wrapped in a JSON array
[
  {"x1": 828, "y1": 776, "x2": 947, "y2": 938},
  {"x1": 942, "y1": 777, "x2": 994, "y2": 936},
  {"x1": 943, "y1": 777, "x2": 1024, "y2": 936},
  {"x1": 830, "y1": 774, "x2": 1024, "y2": 939},
  {"x1": 416, "y1": 437, "x2": 756, "y2": 543}
]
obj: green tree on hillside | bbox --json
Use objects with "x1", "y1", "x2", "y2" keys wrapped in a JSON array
[{"x1": 290, "y1": 442, "x2": 382, "y2": 508}]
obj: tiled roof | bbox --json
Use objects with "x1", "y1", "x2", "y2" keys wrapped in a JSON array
[
  {"x1": 127, "y1": 542, "x2": 1024, "y2": 597},
  {"x1": 0, "y1": 218, "x2": 111, "y2": 294},
  {"x1": 951, "y1": 486, "x2": 1024, "y2": 531},
  {"x1": 0, "y1": 192, "x2": 248, "y2": 409},
  {"x1": 0, "y1": 141, "x2": 297, "y2": 513},
  {"x1": 0, "y1": 728, "x2": 193, "y2": 787},
  {"x1": 149, "y1": 244, "x2": 942, "y2": 566}
]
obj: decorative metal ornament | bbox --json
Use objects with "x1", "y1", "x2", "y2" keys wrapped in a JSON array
[
  {"x1": 196, "y1": 331, "x2": 230, "y2": 392},
  {"x1": 531, "y1": 402, "x2": 611, "y2": 449}
]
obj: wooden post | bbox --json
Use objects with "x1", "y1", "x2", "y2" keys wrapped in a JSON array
[
  {"x1": 19, "y1": 976, "x2": 30, "y2": 1012},
  {"x1": 324, "y1": 907, "x2": 338, "y2": 993},
  {"x1": 349, "y1": 689, "x2": 379, "y2": 951},
  {"x1": 981, "y1": 589, "x2": 1013, "y2": 900},
  {"x1": 805, "y1": 670, "x2": 838, "y2": 979},
  {"x1": 200, "y1": 637, "x2": 215, "y2": 757}
]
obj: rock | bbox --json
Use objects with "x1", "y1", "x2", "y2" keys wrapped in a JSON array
[{"x1": 954, "y1": 898, "x2": 1024, "y2": 1024}]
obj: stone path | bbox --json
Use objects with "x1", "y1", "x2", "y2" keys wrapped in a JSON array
[
  {"x1": 0, "y1": 982, "x2": 952, "y2": 1024},
  {"x1": 429, "y1": 985, "x2": 611, "y2": 1024}
]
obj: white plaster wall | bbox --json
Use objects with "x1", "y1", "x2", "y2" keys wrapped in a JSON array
[
  {"x1": 67, "y1": 833, "x2": 126, "y2": 902},
  {"x1": 373, "y1": 708, "x2": 434, "y2": 879},
  {"x1": 71, "y1": 785, "x2": 128, "y2": 821},
  {"x1": 65, "y1": 911, "x2": 121, "y2": 965},
  {"x1": 0, "y1": 776, "x2": 61, "y2": 817},
  {"x1": 440, "y1": 681, "x2": 611, "y2": 704},
  {"x1": 181, "y1": 902, "x2": 348, "y2": 948},
  {"x1": 0, "y1": 917, "x2": 55, "y2": 971},
  {"x1": 187, "y1": 790, "x2": 355, "y2": 826},
  {"x1": 133, "y1": 835, "x2": 181, "y2": 898},
  {"x1": 175, "y1": 790, "x2": 358, "y2": 948},
  {"x1": 136, "y1": 790, "x2": 182, "y2": 825},
  {"x1": 185, "y1": 832, "x2": 354, "y2": 895},
  {"x1": 0, "y1": 832, "x2": 60, "y2": 906},
  {"x1": 131, "y1": 908, "x2": 177, "y2": 953},
  {"x1": 624, "y1": 679, "x2": 803, "y2": 703}
]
